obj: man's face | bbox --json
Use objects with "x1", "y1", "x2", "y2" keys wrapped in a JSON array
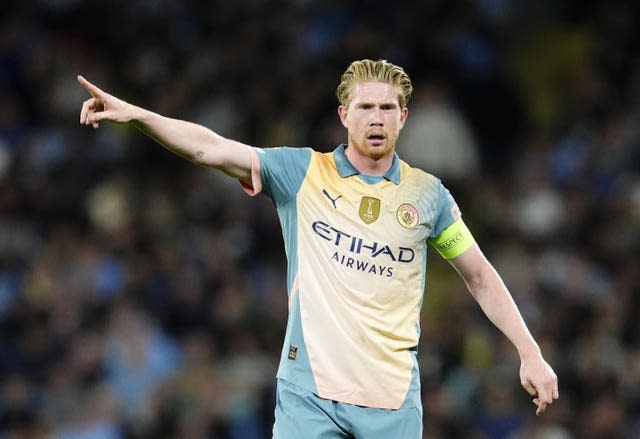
[{"x1": 338, "y1": 81, "x2": 408, "y2": 160}]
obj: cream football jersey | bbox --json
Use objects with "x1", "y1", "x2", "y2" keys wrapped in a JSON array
[{"x1": 241, "y1": 145, "x2": 473, "y2": 410}]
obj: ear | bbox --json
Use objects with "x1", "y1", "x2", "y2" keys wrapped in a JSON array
[
  {"x1": 399, "y1": 107, "x2": 409, "y2": 129},
  {"x1": 338, "y1": 105, "x2": 348, "y2": 128}
]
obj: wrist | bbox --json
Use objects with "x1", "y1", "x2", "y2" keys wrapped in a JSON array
[{"x1": 517, "y1": 342, "x2": 542, "y2": 361}]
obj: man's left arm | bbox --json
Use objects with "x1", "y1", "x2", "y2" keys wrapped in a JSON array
[{"x1": 448, "y1": 243, "x2": 559, "y2": 415}]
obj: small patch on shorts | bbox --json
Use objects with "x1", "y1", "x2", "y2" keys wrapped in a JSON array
[{"x1": 288, "y1": 345, "x2": 298, "y2": 360}]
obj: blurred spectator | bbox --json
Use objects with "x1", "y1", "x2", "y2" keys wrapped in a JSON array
[
  {"x1": 103, "y1": 300, "x2": 182, "y2": 428},
  {"x1": 398, "y1": 80, "x2": 480, "y2": 181}
]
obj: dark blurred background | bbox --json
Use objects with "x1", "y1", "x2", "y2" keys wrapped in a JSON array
[{"x1": 1, "y1": 1, "x2": 639, "y2": 438}]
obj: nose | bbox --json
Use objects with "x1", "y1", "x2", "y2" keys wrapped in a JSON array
[{"x1": 369, "y1": 107, "x2": 383, "y2": 126}]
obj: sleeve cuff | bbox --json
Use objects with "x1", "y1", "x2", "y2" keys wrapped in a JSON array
[{"x1": 239, "y1": 147, "x2": 263, "y2": 197}]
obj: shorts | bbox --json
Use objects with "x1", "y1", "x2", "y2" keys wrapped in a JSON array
[{"x1": 272, "y1": 378, "x2": 423, "y2": 439}]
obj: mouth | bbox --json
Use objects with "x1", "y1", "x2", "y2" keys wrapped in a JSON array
[{"x1": 366, "y1": 133, "x2": 386, "y2": 145}]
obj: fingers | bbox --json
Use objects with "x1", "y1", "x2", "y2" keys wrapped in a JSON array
[
  {"x1": 533, "y1": 398, "x2": 546, "y2": 416},
  {"x1": 527, "y1": 376, "x2": 559, "y2": 416},
  {"x1": 524, "y1": 382, "x2": 549, "y2": 416},
  {"x1": 534, "y1": 391, "x2": 556, "y2": 415},
  {"x1": 78, "y1": 75, "x2": 129, "y2": 128},
  {"x1": 80, "y1": 98, "x2": 91, "y2": 125},
  {"x1": 78, "y1": 75, "x2": 104, "y2": 128},
  {"x1": 77, "y1": 75, "x2": 105, "y2": 99},
  {"x1": 520, "y1": 358, "x2": 559, "y2": 416},
  {"x1": 521, "y1": 379, "x2": 537, "y2": 397},
  {"x1": 80, "y1": 98, "x2": 101, "y2": 128},
  {"x1": 78, "y1": 76, "x2": 118, "y2": 128}
]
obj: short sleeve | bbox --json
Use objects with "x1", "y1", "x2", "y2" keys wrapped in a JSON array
[
  {"x1": 429, "y1": 183, "x2": 461, "y2": 239},
  {"x1": 428, "y1": 183, "x2": 475, "y2": 259},
  {"x1": 241, "y1": 146, "x2": 312, "y2": 205}
]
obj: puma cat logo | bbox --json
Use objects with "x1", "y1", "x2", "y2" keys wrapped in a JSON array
[{"x1": 322, "y1": 189, "x2": 342, "y2": 209}]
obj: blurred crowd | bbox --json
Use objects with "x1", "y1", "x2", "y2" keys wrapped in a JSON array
[{"x1": 1, "y1": 1, "x2": 639, "y2": 438}]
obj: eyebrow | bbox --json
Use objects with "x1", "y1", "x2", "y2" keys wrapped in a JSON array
[{"x1": 355, "y1": 101, "x2": 399, "y2": 109}]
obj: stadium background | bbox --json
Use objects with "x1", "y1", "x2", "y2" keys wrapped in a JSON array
[{"x1": 1, "y1": 1, "x2": 639, "y2": 438}]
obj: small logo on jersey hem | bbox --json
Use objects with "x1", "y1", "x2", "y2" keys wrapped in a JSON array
[
  {"x1": 359, "y1": 196, "x2": 381, "y2": 224},
  {"x1": 397, "y1": 203, "x2": 419, "y2": 228},
  {"x1": 288, "y1": 345, "x2": 298, "y2": 360}
]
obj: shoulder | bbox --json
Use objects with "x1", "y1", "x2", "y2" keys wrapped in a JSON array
[
  {"x1": 398, "y1": 158, "x2": 441, "y2": 191},
  {"x1": 256, "y1": 146, "x2": 313, "y2": 170},
  {"x1": 257, "y1": 145, "x2": 313, "y2": 159}
]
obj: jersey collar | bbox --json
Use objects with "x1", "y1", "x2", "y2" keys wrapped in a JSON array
[{"x1": 333, "y1": 144, "x2": 401, "y2": 185}]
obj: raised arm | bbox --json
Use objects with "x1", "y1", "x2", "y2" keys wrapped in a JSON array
[
  {"x1": 78, "y1": 75, "x2": 252, "y2": 183},
  {"x1": 448, "y1": 244, "x2": 559, "y2": 416}
]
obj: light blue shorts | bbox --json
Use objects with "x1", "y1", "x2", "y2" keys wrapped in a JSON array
[{"x1": 272, "y1": 379, "x2": 423, "y2": 439}]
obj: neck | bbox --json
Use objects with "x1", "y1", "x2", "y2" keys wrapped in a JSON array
[{"x1": 344, "y1": 145, "x2": 394, "y2": 177}]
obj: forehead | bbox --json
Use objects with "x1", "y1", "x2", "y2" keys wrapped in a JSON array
[{"x1": 349, "y1": 81, "x2": 400, "y2": 105}]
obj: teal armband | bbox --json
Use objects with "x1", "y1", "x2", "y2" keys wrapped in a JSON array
[{"x1": 430, "y1": 218, "x2": 475, "y2": 259}]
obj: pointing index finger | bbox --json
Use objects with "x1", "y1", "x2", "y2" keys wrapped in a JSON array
[{"x1": 77, "y1": 75, "x2": 104, "y2": 98}]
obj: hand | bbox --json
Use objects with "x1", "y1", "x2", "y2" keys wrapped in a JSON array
[
  {"x1": 78, "y1": 75, "x2": 131, "y2": 128},
  {"x1": 520, "y1": 355, "x2": 559, "y2": 416}
]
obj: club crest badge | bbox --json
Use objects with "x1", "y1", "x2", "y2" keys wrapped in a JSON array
[
  {"x1": 396, "y1": 203, "x2": 419, "y2": 229},
  {"x1": 359, "y1": 196, "x2": 381, "y2": 224}
]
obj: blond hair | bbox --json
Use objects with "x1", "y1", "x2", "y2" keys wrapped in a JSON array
[{"x1": 336, "y1": 59, "x2": 413, "y2": 109}]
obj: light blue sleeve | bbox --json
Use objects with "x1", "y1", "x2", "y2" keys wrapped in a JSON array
[
  {"x1": 429, "y1": 182, "x2": 461, "y2": 239},
  {"x1": 256, "y1": 147, "x2": 312, "y2": 206}
]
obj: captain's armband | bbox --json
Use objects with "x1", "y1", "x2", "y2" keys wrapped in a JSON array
[{"x1": 430, "y1": 218, "x2": 475, "y2": 259}]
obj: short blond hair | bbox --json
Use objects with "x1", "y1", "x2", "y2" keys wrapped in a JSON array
[{"x1": 336, "y1": 59, "x2": 413, "y2": 109}]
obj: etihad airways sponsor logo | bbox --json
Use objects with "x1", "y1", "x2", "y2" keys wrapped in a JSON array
[
  {"x1": 311, "y1": 220, "x2": 415, "y2": 263},
  {"x1": 330, "y1": 252, "x2": 394, "y2": 277}
]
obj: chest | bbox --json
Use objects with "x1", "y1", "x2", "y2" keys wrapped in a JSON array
[{"x1": 297, "y1": 164, "x2": 437, "y2": 248}]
